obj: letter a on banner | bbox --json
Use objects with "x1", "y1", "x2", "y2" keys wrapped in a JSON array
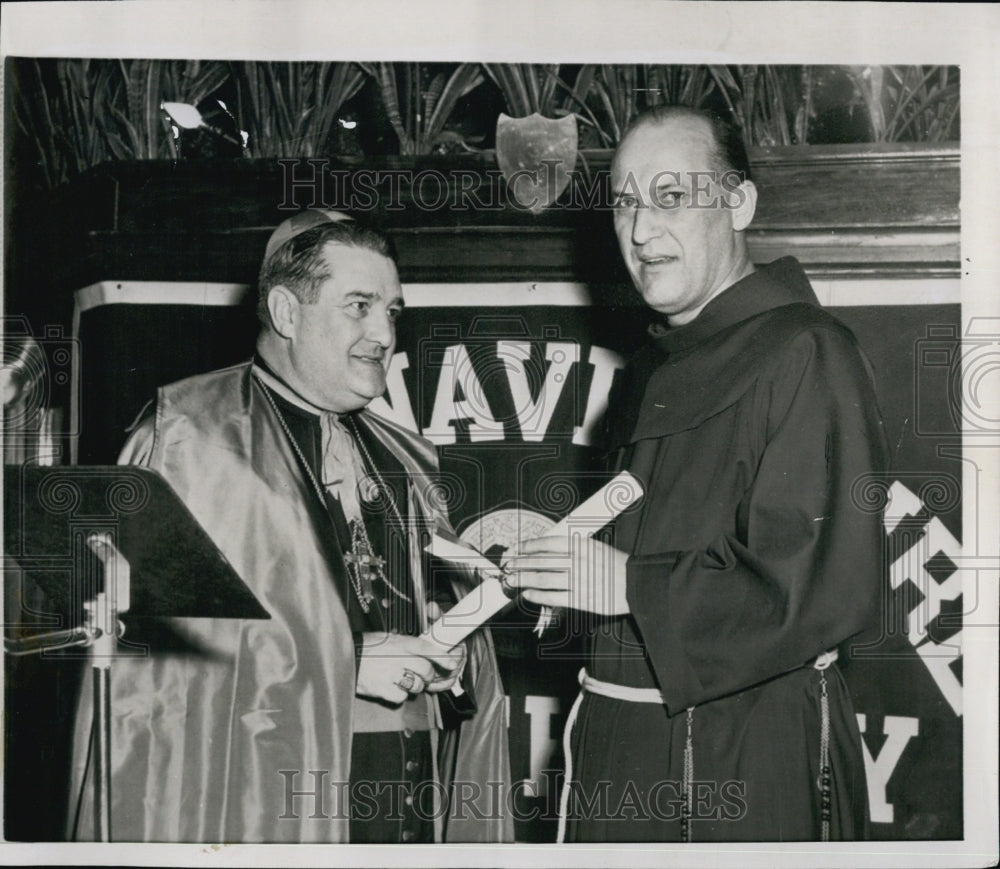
[{"x1": 426, "y1": 344, "x2": 503, "y2": 444}]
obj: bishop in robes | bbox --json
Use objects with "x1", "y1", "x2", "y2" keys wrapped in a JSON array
[
  {"x1": 69, "y1": 211, "x2": 512, "y2": 843},
  {"x1": 510, "y1": 107, "x2": 888, "y2": 842}
]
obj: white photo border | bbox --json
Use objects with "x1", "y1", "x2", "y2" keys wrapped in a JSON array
[{"x1": 2, "y1": 2, "x2": 997, "y2": 867}]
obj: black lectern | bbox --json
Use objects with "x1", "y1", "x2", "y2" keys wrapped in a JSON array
[{"x1": 3, "y1": 464, "x2": 269, "y2": 841}]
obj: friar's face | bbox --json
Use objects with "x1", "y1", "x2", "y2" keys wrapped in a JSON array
[
  {"x1": 611, "y1": 115, "x2": 754, "y2": 326},
  {"x1": 285, "y1": 242, "x2": 403, "y2": 413}
]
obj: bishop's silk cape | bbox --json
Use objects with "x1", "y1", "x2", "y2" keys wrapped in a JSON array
[{"x1": 68, "y1": 362, "x2": 512, "y2": 843}]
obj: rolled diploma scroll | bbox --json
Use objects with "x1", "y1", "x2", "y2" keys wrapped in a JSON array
[
  {"x1": 421, "y1": 536, "x2": 512, "y2": 652},
  {"x1": 530, "y1": 470, "x2": 643, "y2": 634},
  {"x1": 422, "y1": 471, "x2": 643, "y2": 649}
]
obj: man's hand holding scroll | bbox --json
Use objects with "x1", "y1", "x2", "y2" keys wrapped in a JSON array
[{"x1": 505, "y1": 535, "x2": 631, "y2": 616}]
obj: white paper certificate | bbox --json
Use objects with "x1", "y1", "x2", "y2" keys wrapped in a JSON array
[{"x1": 423, "y1": 471, "x2": 643, "y2": 649}]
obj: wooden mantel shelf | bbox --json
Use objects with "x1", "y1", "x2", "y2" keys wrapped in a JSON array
[{"x1": 26, "y1": 144, "x2": 959, "y2": 298}]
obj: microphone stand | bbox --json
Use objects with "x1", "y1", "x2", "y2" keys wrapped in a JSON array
[
  {"x1": 5, "y1": 532, "x2": 128, "y2": 842},
  {"x1": 4, "y1": 463, "x2": 269, "y2": 843}
]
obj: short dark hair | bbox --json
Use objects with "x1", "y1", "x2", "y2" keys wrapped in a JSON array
[
  {"x1": 256, "y1": 221, "x2": 397, "y2": 325},
  {"x1": 617, "y1": 105, "x2": 753, "y2": 183}
]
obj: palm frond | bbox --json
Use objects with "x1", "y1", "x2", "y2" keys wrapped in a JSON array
[
  {"x1": 424, "y1": 63, "x2": 484, "y2": 144},
  {"x1": 376, "y1": 62, "x2": 414, "y2": 155},
  {"x1": 483, "y1": 63, "x2": 573, "y2": 118},
  {"x1": 372, "y1": 62, "x2": 484, "y2": 155},
  {"x1": 235, "y1": 60, "x2": 366, "y2": 156}
]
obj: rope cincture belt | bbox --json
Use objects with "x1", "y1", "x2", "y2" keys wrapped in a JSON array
[{"x1": 556, "y1": 649, "x2": 839, "y2": 844}]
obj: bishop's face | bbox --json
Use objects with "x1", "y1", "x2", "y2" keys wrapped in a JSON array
[
  {"x1": 285, "y1": 242, "x2": 403, "y2": 413},
  {"x1": 611, "y1": 116, "x2": 754, "y2": 326}
]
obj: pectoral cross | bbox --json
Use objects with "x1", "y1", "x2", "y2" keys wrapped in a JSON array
[{"x1": 343, "y1": 551, "x2": 385, "y2": 609}]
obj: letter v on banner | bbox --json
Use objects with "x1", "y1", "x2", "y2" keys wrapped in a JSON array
[{"x1": 499, "y1": 341, "x2": 578, "y2": 442}]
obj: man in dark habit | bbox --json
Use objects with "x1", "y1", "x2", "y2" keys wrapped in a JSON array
[
  {"x1": 510, "y1": 106, "x2": 888, "y2": 842},
  {"x1": 69, "y1": 211, "x2": 511, "y2": 843}
]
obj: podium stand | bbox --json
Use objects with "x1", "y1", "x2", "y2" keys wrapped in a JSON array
[{"x1": 3, "y1": 464, "x2": 269, "y2": 841}]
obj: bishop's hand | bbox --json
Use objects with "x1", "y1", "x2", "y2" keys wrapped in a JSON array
[
  {"x1": 356, "y1": 631, "x2": 465, "y2": 705},
  {"x1": 422, "y1": 601, "x2": 468, "y2": 694},
  {"x1": 504, "y1": 535, "x2": 632, "y2": 617}
]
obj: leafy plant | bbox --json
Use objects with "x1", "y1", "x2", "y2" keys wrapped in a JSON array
[
  {"x1": 483, "y1": 63, "x2": 559, "y2": 118},
  {"x1": 12, "y1": 58, "x2": 962, "y2": 193},
  {"x1": 116, "y1": 59, "x2": 232, "y2": 158},
  {"x1": 707, "y1": 65, "x2": 809, "y2": 146},
  {"x1": 847, "y1": 66, "x2": 960, "y2": 143},
  {"x1": 234, "y1": 61, "x2": 366, "y2": 157},
  {"x1": 586, "y1": 64, "x2": 728, "y2": 146},
  {"x1": 13, "y1": 59, "x2": 106, "y2": 187},
  {"x1": 582, "y1": 65, "x2": 807, "y2": 147},
  {"x1": 482, "y1": 63, "x2": 595, "y2": 120},
  {"x1": 363, "y1": 62, "x2": 485, "y2": 155},
  {"x1": 12, "y1": 58, "x2": 232, "y2": 187},
  {"x1": 661, "y1": 65, "x2": 958, "y2": 147},
  {"x1": 642, "y1": 65, "x2": 720, "y2": 110},
  {"x1": 579, "y1": 64, "x2": 640, "y2": 146},
  {"x1": 581, "y1": 64, "x2": 959, "y2": 148}
]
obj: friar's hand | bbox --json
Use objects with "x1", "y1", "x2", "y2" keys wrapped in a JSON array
[
  {"x1": 504, "y1": 535, "x2": 631, "y2": 616},
  {"x1": 356, "y1": 631, "x2": 465, "y2": 705}
]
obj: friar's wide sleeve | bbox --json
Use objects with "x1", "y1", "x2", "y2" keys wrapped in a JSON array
[{"x1": 626, "y1": 325, "x2": 888, "y2": 713}]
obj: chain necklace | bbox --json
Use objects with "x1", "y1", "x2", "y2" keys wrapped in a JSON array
[
  {"x1": 345, "y1": 414, "x2": 407, "y2": 533},
  {"x1": 255, "y1": 375, "x2": 410, "y2": 613}
]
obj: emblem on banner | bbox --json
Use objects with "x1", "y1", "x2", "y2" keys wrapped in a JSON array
[{"x1": 460, "y1": 507, "x2": 555, "y2": 657}]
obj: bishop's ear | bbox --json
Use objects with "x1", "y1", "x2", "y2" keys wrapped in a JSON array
[
  {"x1": 265, "y1": 285, "x2": 299, "y2": 339},
  {"x1": 727, "y1": 179, "x2": 758, "y2": 233}
]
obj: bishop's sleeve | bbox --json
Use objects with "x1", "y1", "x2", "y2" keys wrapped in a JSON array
[
  {"x1": 117, "y1": 403, "x2": 157, "y2": 466},
  {"x1": 625, "y1": 326, "x2": 889, "y2": 712}
]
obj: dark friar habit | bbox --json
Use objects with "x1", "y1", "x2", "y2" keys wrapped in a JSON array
[
  {"x1": 566, "y1": 257, "x2": 888, "y2": 842},
  {"x1": 68, "y1": 361, "x2": 512, "y2": 843}
]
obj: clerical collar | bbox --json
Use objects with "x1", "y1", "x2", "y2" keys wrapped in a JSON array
[
  {"x1": 648, "y1": 256, "x2": 820, "y2": 357},
  {"x1": 252, "y1": 356, "x2": 336, "y2": 419}
]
